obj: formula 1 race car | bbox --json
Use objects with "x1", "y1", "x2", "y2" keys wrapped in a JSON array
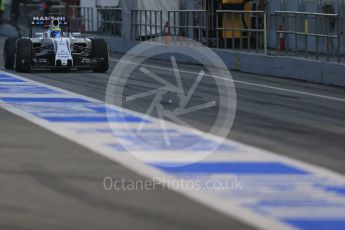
[{"x1": 4, "y1": 16, "x2": 109, "y2": 73}]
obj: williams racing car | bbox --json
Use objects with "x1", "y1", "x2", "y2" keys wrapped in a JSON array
[{"x1": 4, "y1": 16, "x2": 109, "y2": 73}]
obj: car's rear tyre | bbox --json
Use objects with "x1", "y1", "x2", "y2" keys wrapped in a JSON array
[
  {"x1": 4, "y1": 37, "x2": 17, "y2": 70},
  {"x1": 92, "y1": 39, "x2": 109, "y2": 73},
  {"x1": 14, "y1": 38, "x2": 32, "y2": 73}
]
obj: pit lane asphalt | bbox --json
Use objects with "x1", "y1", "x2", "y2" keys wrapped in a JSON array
[{"x1": 0, "y1": 36, "x2": 345, "y2": 229}]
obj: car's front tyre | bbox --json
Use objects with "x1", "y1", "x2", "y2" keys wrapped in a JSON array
[
  {"x1": 4, "y1": 37, "x2": 17, "y2": 70},
  {"x1": 92, "y1": 39, "x2": 109, "y2": 73},
  {"x1": 14, "y1": 38, "x2": 32, "y2": 73}
]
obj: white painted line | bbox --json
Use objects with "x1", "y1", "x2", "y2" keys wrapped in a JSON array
[{"x1": 109, "y1": 57, "x2": 345, "y2": 103}]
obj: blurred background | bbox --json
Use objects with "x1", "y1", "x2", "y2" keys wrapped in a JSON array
[
  {"x1": 0, "y1": 0, "x2": 344, "y2": 62},
  {"x1": 0, "y1": 0, "x2": 344, "y2": 63}
]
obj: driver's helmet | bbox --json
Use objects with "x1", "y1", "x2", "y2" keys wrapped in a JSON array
[{"x1": 51, "y1": 28, "x2": 62, "y2": 38}]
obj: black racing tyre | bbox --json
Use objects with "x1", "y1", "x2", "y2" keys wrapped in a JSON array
[
  {"x1": 14, "y1": 38, "x2": 32, "y2": 73},
  {"x1": 92, "y1": 39, "x2": 109, "y2": 73},
  {"x1": 4, "y1": 37, "x2": 17, "y2": 70}
]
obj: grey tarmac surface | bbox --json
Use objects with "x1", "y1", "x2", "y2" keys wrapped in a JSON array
[{"x1": 0, "y1": 36, "x2": 345, "y2": 229}]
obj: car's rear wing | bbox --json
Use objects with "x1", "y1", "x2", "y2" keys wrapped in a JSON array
[{"x1": 29, "y1": 16, "x2": 70, "y2": 37}]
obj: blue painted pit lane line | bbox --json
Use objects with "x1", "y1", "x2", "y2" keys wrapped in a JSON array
[
  {"x1": 0, "y1": 85, "x2": 61, "y2": 94},
  {"x1": 285, "y1": 219, "x2": 345, "y2": 230},
  {"x1": 0, "y1": 73, "x2": 15, "y2": 78},
  {"x1": 0, "y1": 97, "x2": 89, "y2": 103},
  {"x1": 0, "y1": 78, "x2": 25, "y2": 82},
  {"x1": 43, "y1": 116, "x2": 146, "y2": 123},
  {"x1": 0, "y1": 73, "x2": 23, "y2": 79},
  {"x1": 321, "y1": 186, "x2": 345, "y2": 196},
  {"x1": 153, "y1": 162, "x2": 309, "y2": 174},
  {"x1": 255, "y1": 199, "x2": 345, "y2": 207}
]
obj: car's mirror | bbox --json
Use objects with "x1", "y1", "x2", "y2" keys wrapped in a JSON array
[
  {"x1": 35, "y1": 32, "x2": 44, "y2": 37},
  {"x1": 71, "y1": 32, "x2": 81, "y2": 37}
]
